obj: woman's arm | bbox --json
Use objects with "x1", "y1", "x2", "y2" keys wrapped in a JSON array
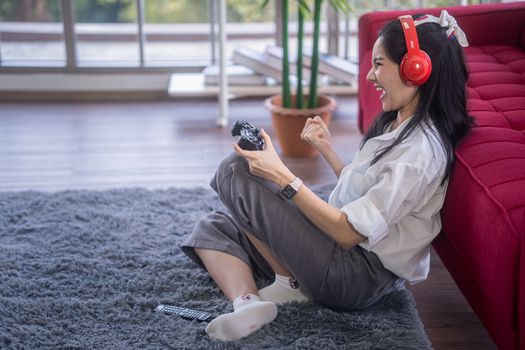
[
  {"x1": 234, "y1": 129, "x2": 366, "y2": 250},
  {"x1": 273, "y1": 170, "x2": 365, "y2": 249},
  {"x1": 300, "y1": 116, "x2": 345, "y2": 178},
  {"x1": 318, "y1": 147, "x2": 346, "y2": 178}
]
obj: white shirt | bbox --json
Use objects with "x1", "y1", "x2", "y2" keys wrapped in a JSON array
[{"x1": 328, "y1": 116, "x2": 448, "y2": 284}]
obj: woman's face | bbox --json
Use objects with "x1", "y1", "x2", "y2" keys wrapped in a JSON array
[{"x1": 366, "y1": 37, "x2": 420, "y2": 119}]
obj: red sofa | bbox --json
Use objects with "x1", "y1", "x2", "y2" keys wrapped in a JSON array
[{"x1": 357, "y1": 2, "x2": 525, "y2": 350}]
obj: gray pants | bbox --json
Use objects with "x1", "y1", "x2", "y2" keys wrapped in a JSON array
[{"x1": 182, "y1": 152, "x2": 399, "y2": 311}]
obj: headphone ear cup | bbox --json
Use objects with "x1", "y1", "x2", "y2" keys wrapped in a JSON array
[{"x1": 400, "y1": 50, "x2": 432, "y2": 86}]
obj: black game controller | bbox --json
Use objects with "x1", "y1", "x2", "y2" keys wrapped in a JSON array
[{"x1": 231, "y1": 120, "x2": 265, "y2": 151}]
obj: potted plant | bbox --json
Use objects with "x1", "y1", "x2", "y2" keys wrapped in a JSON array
[{"x1": 263, "y1": 0, "x2": 351, "y2": 157}]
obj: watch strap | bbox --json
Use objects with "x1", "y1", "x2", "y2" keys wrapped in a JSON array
[{"x1": 280, "y1": 177, "x2": 303, "y2": 200}]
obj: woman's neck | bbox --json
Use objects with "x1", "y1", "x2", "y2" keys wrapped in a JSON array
[
  {"x1": 393, "y1": 92, "x2": 419, "y2": 130},
  {"x1": 391, "y1": 112, "x2": 414, "y2": 131}
]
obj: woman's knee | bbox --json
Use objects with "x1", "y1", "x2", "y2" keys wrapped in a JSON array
[{"x1": 211, "y1": 152, "x2": 250, "y2": 192}]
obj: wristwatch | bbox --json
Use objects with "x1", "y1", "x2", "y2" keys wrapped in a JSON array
[{"x1": 280, "y1": 177, "x2": 303, "y2": 200}]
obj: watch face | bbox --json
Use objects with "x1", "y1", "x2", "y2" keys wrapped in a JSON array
[{"x1": 281, "y1": 185, "x2": 297, "y2": 199}]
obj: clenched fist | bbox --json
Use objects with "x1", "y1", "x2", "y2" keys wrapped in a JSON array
[{"x1": 300, "y1": 116, "x2": 332, "y2": 153}]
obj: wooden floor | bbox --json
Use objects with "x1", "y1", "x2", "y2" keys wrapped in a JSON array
[{"x1": 0, "y1": 98, "x2": 496, "y2": 349}]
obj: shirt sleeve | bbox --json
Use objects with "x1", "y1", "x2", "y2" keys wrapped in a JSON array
[{"x1": 340, "y1": 161, "x2": 428, "y2": 249}]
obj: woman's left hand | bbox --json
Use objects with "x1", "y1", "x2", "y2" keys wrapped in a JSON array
[{"x1": 233, "y1": 129, "x2": 295, "y2": 187}]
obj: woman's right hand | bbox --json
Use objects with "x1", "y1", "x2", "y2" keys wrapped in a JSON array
[{"x1": 300, "y1": 116, "x2": 332, "y2": 153}]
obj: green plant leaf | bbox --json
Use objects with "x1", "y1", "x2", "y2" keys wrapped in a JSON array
[
  {"x1": 297, "y1": 0, "x2": 311, "y2": 17},
  {"x1": 259, "y1": 0, "x2": 271, "y2": 12},
  {"x1": 282, "y1": 0, "x2": 291, "y2": 108},
  {"x1": 308, "y1": 0, "x2": 323, "y2": 109},
  {"x1": 328, "y1": 0, "x2": 352, "y2": 14},
  {"x1": 296, "y1": 2, "x2": 304, "y2": 109}
]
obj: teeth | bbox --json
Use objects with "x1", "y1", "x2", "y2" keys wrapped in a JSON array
[{"x1": 374, "y1": 85, "x2": 386, "y2": 99}]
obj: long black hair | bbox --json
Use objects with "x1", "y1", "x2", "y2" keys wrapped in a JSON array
[{"x1": 361, "y1": 15, "x2": 474, "y2": 186}]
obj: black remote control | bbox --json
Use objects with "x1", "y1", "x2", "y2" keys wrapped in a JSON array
[
  {"x1": 155, "y1": 304, "x2": 214, "y2": 322},
  {"x1": 231, "y1": 120, "x2": 265, "y2": 151}
]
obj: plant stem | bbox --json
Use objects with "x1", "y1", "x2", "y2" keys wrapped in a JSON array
[
  {"x1": 282, "y1": 0, "x2": 291, "y2": 108},
  {"x1": 309, "y1": 0, "x2": 322, "y2": 109},
  {"x1": 296, "y1": 5, "x2": 304, "y2": 109}
]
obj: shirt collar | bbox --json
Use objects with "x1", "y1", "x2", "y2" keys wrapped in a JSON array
[{"x1": 373, "y1": 115, "x2": 414, "y2": 141}]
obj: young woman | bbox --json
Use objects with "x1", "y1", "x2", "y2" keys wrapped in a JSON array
[{"x1": 182, "y1": 10, "x2": 473, "y2": 342}]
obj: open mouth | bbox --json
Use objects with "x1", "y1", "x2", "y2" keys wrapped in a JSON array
[{"x1": 375, "y1": 85, "x2": 386, "y2": 100}]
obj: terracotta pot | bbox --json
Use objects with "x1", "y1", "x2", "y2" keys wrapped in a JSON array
[{"x1": 265, "y1": 94, "x2": 336, "y2": 157}]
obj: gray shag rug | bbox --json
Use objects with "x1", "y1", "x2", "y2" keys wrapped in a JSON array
[{"x1": 0, "y1": 185, "x2": 432, "y2": 349}]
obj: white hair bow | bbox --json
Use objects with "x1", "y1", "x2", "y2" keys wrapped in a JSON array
[{"x1": 414, "y1": 10, "x2": 469, "y2": 47}]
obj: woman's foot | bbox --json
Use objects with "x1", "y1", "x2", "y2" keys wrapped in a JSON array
[{"x1": 205, "y1": 294, "x2": 278, "y2": 341}]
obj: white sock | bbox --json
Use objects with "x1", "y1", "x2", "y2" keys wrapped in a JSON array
[
  {"x1": 205, "y1": 294, "x2": 277, "y2": 341},
  {"x1": 258, "y1": 273, "x2": 310, "y2": 305}
]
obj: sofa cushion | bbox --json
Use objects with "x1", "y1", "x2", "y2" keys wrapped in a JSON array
[
  {"x1": 455, "y1": 127, "x2": 525, "y2": 233},
  {"x1": 466, "y1": 45, "x2": 525, "y2": 131}
]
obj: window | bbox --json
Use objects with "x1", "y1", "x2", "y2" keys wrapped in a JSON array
[
  {"x1": 74, "y1": 0, "x2": 140, "y2": 66},
  {"x1": 222, "y1": 0, "x2": 275, "y2": 62},
  {"x1": 143, "y1": 0, "x2": 210, "y2": 65},
  {"x1": 0, "y1": 0, "x2": 65, "y2": 66}
]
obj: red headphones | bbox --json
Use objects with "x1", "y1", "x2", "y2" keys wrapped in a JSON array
[{"x1": 398, "y1": 15, "x2": 432, "y2": 86}]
